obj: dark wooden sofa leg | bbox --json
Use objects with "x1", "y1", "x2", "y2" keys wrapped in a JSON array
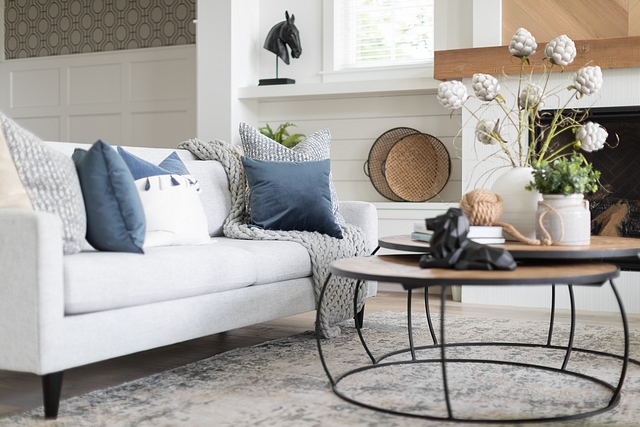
[
  {"x1": 355, "y1": 305, "x2": 365, "y2": 329},
  {"x1": 42, "y1": 371, "x2": 64, "y2": 420}
]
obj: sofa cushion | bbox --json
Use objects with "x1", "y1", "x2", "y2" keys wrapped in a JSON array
[
  {"x1": 0, "y1": 113, "x2": 86, "y2": 254},
  {"x1": 121, "y1": 152, "x2": 230, "y2": 237},
  {"x1": 238, "y1": 122, "x2": 340, "y2": 222},
  {"x1": 72, "y1": 140, "x2": 146, "y2": 254},
  {"x1": 135, "y1": 174, "x2": 211, "y2": 247},
  {"x1": 214, "y1": 237, "x2": 312, "y2": 285},
  {"x1": 63, "y1": 238, "x2": 312, "y2": 314},
  {"x1": 241, "y1": 157, "x2": 342, "y2": 238},
  {"x1": 45, "y1": 142, "x2": 232, "y2": 238},
  {"x1": 118, "y1": 147, "x2": 210, "y2": 247}
]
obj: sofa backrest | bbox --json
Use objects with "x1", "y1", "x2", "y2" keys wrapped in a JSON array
[{"x1": 46, "y1": 141, "x2": 232, "y2": 237}]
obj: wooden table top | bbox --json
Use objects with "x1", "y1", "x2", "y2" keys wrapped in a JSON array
[
  {"x1": 331, "y1": 254, "x2": 620, "y2": 289},
  {"x1": 379, "y1": 235, "x2": 640, "y2": 260}
]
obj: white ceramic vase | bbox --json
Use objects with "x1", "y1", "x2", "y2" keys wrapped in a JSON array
[
  {"x1": 490, "y1": 167, "x2": 542, "y2": 241},
  {"x1": 536, "y1": 194, "x2": 591, "y2": 245}
]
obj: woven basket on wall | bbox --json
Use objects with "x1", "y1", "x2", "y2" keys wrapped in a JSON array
[{"x1": 365, "y1": 128, "x2": 451, "y2": 202}]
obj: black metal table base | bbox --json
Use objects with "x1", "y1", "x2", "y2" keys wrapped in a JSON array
[{"x1": 316, "y1": 275, "x2": 630, "y2": 423}]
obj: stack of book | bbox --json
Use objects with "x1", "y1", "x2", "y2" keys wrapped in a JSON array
[
  {"x1": 411, "y1": 221, "x2": 433, "y2": 242},
  {"x1": 411, "y1": 222, "x2": 505, "y2": 244},
  {"x1": 466, "y1": 225, "x2": 505, "y2": 244}
]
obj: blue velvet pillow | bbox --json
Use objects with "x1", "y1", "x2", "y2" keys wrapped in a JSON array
[
  {"x1": 241, "y1": 157, "x2": 343, "y2": 239},
  {"x1": 118, "y1": 147, "x2": 190, "y2": 180},
  {"x1": 72, "y1": 140, "x2": 146, "y2": 253}
]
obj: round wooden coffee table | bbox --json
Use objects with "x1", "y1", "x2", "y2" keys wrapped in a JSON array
[
  {"x1": 316, "y1": 255, "x2": 628, "y2": 423},
  {"x1": 378, "y1": 234, "x2": 640, "y2": 362},
  {"x1": 378, "y1": 234, "x2": 640, "y2": 262}
]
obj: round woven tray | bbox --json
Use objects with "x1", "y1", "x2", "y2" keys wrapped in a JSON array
[
  {"x1": 384, "y1": 133, "x2": 451, "y2": 202},
  {"x1": 365, "y1": 127, "x2": 422, "y2": 201}
]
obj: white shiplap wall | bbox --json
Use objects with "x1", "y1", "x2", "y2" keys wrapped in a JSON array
[{"x1": 257, "y1": 93, "x2": 463, "y2": 209}]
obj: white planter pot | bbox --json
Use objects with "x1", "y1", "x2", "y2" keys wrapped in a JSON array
[
  {"x1": 536, "y1": 194, "x2": 591, "y2": 245},
  {"x1": 490, "y1": 167, "x2": 542, "y2": 241}
]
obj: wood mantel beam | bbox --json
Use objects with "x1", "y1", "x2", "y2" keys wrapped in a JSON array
[{"x1": 434, "y1": 36, "x2": 640, "y2": 81}]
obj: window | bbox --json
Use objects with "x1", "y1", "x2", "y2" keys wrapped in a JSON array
[{"x1": 334, "y1": 0, "x2": 434, "y2": 70}]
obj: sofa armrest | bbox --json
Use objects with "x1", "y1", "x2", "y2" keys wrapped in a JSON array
[
  {"x1": 339, "y1": 201, "x2": 378, "y2": 255},
  {"x1": 0, "y1": 209, "x2": 65, "y2": 374}
]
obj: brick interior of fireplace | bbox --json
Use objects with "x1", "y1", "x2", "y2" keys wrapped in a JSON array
[{"x1": 539, "y1": 106, "x2": 640, "y2": 238}]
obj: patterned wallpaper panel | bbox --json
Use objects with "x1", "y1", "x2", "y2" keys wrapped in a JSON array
[{"x1": 5, "y1": 0, "x2": 196, "y2": 59}]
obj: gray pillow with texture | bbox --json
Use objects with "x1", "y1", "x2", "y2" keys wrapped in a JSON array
[
  {"x1": 238, "y1": 122, "x2": 341, "y2": 222},
  {"x1": 0, "y1": 112, "x2": 86, "y2": 255}
]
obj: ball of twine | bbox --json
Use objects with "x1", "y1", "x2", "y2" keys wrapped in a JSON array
[
  {"x1": 460, "y1": 188, "x2": 503, "y2": 226},
  {"x1": 459, "y1": 188, "x2": 558, "y2": 246}
]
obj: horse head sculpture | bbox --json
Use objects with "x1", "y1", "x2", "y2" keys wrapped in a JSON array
[{"x1": 263, "y1": 11, "x2": 301, "y2": 65}]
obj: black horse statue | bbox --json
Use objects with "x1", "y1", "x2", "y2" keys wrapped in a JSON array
[
  {"x1": 259, "y1": 11, "x2": 301, "y2": 85},
  {"x1": 264, "y1": 11, "x2": 301, "y2": 65}
]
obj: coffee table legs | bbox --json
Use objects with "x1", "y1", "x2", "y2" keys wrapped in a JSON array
[
  {"x1": 608, "y1": 278, "x2": 629, "y2": 406},
  {"x1": 439, "y1": 284, "x2": 453, "y2": 419},
  {"x1": 316, "y1": 273, "x2": 375, "y2": 385},
  {"x1": 562, "y1": 285, "x2": 576, "y2": 370},
  {"x1": 353, "y1": 279, "x2": 375, "y2": 364},
  {"x1": 424, "y1": 289, "x2": 438, "y2": 345},
  {"x1": 407, "y1": 289, "x2": 417, "y2": 360},
  {"x1": 544, "y1": 282, "x2": 638, "y2": 368},
  {"x1": 316, "y1": 273, "x2": 629, "y2": 422},
  {"x1": 547, "y1": 285, "x2": 556, "y2": 345}
]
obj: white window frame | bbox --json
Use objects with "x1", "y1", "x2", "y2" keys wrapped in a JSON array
[{"x1": 321, "y1": 0, "x2": 435, "y2": 83}]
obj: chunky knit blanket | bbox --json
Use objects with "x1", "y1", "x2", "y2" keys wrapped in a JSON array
[{"x1": 178, "y1": 138, "x2": 368, "y2": 338}]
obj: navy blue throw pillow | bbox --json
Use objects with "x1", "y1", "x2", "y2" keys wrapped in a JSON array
[
  {"x1": 118, "y1": 147, "x2": 190, "y2": 180},
  {"x1": 241, "y1": 157, "x2": 343, "y2": 239},
  {"x1": 72, "y1": 140, "x2": 146, "y2": 253}
]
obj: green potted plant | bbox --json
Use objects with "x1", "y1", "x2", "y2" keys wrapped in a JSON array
[
  {"x1": 258, "y1": 122, "x2": 305, "y2": 148},
  {"x1": 526, "y1": 153, "x2": 600, "y2": 195},
  {"x1": 525, "y1": 152, "x2": 600, "y2": 245}
]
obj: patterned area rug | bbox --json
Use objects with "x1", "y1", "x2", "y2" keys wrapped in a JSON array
[{"x1": 2, "y1": 311, "x2": 639, "y2": 426}]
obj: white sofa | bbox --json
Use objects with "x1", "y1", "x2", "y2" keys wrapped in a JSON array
[{"x1": 0, "y1": 142, "x2": 378, "y2": 419}]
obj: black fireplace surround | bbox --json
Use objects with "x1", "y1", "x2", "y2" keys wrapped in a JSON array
[{"x1": 538, "y1": 106, "x2": 640, "y2": 238}]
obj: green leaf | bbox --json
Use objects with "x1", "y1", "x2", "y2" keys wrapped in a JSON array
[
  {"x1": 281, "y1": 133, "x2": 305, "y2": 148},
  {"x1": 258, "y1": 123, "x2": 275, "y2": 140},
  {"x1": 528, "y1": 153, "x2": 600, "y2": 195},
  {"x1": 258, "y1": 122, "x2": 305, "y2": 147}
]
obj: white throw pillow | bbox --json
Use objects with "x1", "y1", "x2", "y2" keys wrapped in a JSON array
[{"x1": 135, "y1": 174, "x2": 211, "y2": 248}]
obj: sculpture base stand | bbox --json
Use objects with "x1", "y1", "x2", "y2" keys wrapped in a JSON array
[{"x1": 259, "y1": 78, "x2": 296, "y2": 86}]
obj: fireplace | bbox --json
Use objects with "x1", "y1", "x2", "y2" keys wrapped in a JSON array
[{"x1": 538, "y1": 106, "x2": 640, "y2": 238}]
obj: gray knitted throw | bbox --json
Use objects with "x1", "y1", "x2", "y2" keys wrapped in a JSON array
[{"x1": 179, "y1": 138, "x2": 367, "y2": 338}]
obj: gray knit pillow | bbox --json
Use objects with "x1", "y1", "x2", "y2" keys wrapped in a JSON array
[
  {"x1": 239, "y1": 122, "x2": 341, "y2": 221},
  {"x1": 1, "y1": 113, "x2": 86, "y2": 255}
]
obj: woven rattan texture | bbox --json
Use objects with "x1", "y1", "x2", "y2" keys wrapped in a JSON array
[
  {"x1": 366, "y1": 127, "x2": 420, "y2": 201},
  {"x1": 385, "y1": 133, "x2": 451, "y2": 202}
]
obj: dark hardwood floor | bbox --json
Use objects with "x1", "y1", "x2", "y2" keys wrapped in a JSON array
[{"x1": 1, "y1": 291, "x2": 637, "y2": 419}]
